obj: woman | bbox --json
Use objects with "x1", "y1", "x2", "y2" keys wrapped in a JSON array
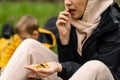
[
  {"x1": 1, "y1": 0, "x2": 120, "y2": 80},
  {"x1": 25, "y1": 0, "x2": 120, "y2": 80}
]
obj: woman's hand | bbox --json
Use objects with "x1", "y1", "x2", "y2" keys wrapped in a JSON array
[
  {"x1": 24, "y1": 62, "x2": 62, "y2": 78},
  {"x1": 27, "y1": 71, "x2": 38, "y2": 79},
  {"x1": 56, "y1": 10, "x2": 71, "y2": 45}
]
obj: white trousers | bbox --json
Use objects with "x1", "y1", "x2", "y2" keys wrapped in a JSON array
[
  {"x1": 69, "y1": 60, "x2": 114, "y2": 80},
  {"x1": 0, "y1": 39, "x2": 114, "y2": 80},
  {"x1": 0, "y1": 39, "x2": 62, "y2": 80}
]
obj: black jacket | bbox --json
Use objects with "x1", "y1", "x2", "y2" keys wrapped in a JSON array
[{"x1": 57, "y1": 3, "x2": 120, "y2": 80}]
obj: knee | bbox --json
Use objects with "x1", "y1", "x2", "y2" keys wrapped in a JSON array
[
  {"x1": 22, "y1": 38, "x2": 35, "y2": 44},
  {"x1": 20, "y1": 39, "x2": 37, "y2": 47},
  {"x1": 83, "y1": 60, "x2": 108, "y2": 73}
]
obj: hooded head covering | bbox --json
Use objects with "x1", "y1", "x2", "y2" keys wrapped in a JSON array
[{"x1": 74, "y1": 0, "x2": 114, "y2": 56}]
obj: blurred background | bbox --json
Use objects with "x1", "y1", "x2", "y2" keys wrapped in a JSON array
[
  {"x1": 0, "y1": 0, "x2": 119, "y2": 37},
  {"x1": 0, "y1": 0, "x2": 64, "y2": 37}
]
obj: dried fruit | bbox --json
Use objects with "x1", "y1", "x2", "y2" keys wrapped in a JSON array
[{"x1": 32, "y1": 62, "x2": 50, "y2": 69}]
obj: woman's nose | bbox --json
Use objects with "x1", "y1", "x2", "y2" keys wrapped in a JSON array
[{"x1": 64, "y1": 0, "x2": 72, "y2": 6}]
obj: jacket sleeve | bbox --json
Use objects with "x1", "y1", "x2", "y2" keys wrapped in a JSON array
[
  {"x1": 0, "y1": 35, "x2": 21, "y2": 68},
  {"x1": 57, "y1": 38, "x2": 81, "y2": 80},
  {"x1": 57, "y1": 39, "x2": 76, "y2": 62},
  {"x1": 91, "y1": 29, "x2": 120, "y2": 80},
  {"x1": 58, "y1": 62, "x2": 81, "y2": 80}
]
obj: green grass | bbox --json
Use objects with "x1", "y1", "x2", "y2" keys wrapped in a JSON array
[{"x1": 0, "y1": 2, "x2": 64, "y2": 37}]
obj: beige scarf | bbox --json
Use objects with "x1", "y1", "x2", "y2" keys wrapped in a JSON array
[{"x1": 75, "y1": 0, "x2": 113, "y2": 56}]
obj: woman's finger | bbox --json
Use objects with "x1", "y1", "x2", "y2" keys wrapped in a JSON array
[{"x1": 24, "y1": 65, "x2": 38, "y2": 72}]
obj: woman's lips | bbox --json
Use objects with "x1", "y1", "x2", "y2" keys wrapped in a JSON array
[{"x1": 69, "y1": 9, "x2": 76, "y2": 14}]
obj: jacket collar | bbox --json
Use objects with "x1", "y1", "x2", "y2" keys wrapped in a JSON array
[
  {"x1": 82, "y1": 3, "x2": 120, "y2": 54},
  {"x1": 92, "y1": 3, "x2": 120, "y2": 36}
]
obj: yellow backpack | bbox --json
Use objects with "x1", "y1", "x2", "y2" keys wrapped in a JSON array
[{"x1": 38, "y1": 28, "x2": 56, "y2": 49}]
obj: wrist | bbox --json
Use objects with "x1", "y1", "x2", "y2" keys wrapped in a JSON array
[
  {"x1": 60, "y1": 35, "x2": 69, "y2": 45},
  {"x1": 57, "y1": 63, "x2": 62, "y2": 72}
]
